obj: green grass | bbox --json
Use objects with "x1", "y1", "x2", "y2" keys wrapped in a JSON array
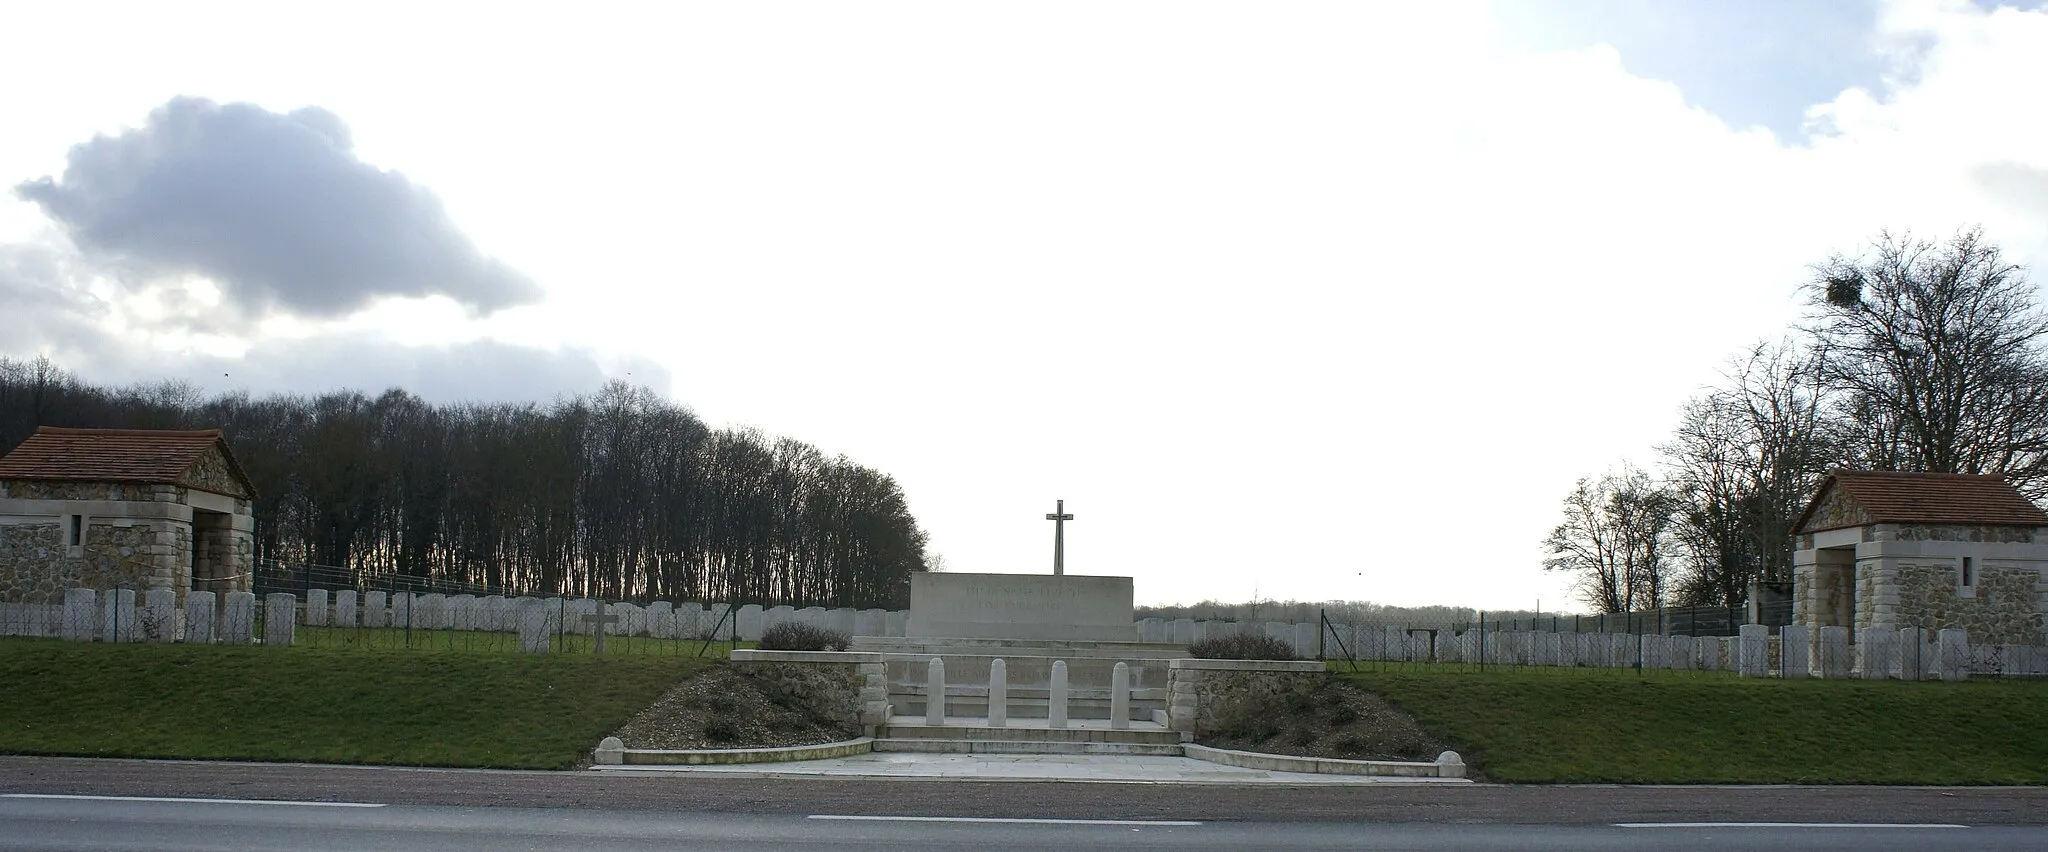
[
  {"x1": 0, "y1": 638, "x2": 712, "y2": 769},
  {"x1": 290, "y1": 625, "x2": 751, "y2": 656},
  {"x1": 1345, "y1": 667, "x2": 2048, "y2": 784}
]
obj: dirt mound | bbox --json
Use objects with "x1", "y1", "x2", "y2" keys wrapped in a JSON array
[
  {"x1": 610, "y1": 665, "x2": 859, "y2": 750},
  {"x1": 1198, "y1": 674, "x2": 1445, "y2": 762}
]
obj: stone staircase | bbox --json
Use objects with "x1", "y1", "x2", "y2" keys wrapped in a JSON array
[{"x1": 874, "y1": 715, "x2": 1186, "y2": 756}]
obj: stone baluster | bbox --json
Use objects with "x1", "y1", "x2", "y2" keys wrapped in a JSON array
[
  {"x1": 1049, "y1": 660, "x2": 1069, "y2": 728},
  {"x1": 1110, "y1": 661, "x2": 1130, "y2": 731},
  {"x1": 988, "y1": 658, "x2": 1007, "y2": 727},
  {"x1": 925, "y1": 657, "x2": 946, "y2": 726}
]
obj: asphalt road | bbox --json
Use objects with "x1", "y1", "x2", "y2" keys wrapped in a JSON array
[{"x1": 1, "y1": 795, "x2": 2042, "y2": 852}]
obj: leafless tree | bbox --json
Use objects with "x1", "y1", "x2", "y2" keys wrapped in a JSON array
[{"x1": 1541, "y1": 465, "x2": 1676, "y2": 613}]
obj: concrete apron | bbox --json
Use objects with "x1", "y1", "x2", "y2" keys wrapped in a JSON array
[{"x1": 587, "y1": 751, "x2": 1472, "y2": 785}]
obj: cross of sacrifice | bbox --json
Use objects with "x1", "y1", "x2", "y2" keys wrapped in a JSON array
[
  {"x1": 1045, "y1": 499, "x2": 1074, "y2": 576},
  {"x1": 577, "y1": 602, "x2": 621, "y2": 655}
]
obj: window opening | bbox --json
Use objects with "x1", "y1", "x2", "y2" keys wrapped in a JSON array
[
  {"x1": 1961, "y1": 556, "x2": 1975, "y2": 588},
  {"x1": 67, "y1": 514, "x2": 83, "y2": 547}
]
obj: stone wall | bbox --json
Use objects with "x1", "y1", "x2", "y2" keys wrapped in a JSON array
[
  {"x1": 0, "y1": 519, "x2": 185, "y2": 603},
  {"x1": 728, "y1": 651, "x2": 890, "y2": 733},
  {"x1": 1165, "y1": 658, "x2": 1327, "y2": 738},
  {"x1": 1896, "y1": 564, "x2": 2044, "y2": 645}
]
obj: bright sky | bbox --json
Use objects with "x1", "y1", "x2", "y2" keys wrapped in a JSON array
[{"x1": 4, "y1": 1, "x2": 2047, "y2": 611}]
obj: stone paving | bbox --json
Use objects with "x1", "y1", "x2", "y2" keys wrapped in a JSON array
[{"x1": 588, "y1": 752, "x2": 1472, "y2": 784}]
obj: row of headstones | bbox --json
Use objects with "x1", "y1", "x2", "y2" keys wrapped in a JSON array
[
  {"x1": 13, "y1": 587, "x2": 912, "y2": 647},
  {"x1": 40, "y1": 588, "x2": 298, "y2": 646},
  {"x1": 1293, "y1": 621, "x2": 1990, "y2": 680}
]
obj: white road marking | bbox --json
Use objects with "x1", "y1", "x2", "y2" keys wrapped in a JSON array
[
  {"x1": 1616, "y1": 822, "x2": 1967, "y2": 829},
  {"x1": 2, "y1": 794, "x2": 386, "y2": 808},
  {"x1": 810, "y1": 814, "x2": 1202, "y2": 826}
]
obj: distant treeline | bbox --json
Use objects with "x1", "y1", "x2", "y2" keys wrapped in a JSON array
[
  {"x1": 1136, "y1": 600, "x2": 1551, "y2": 625},
  {"x1": 0, "y1": 358, "x2": 928, "y2": 608}
]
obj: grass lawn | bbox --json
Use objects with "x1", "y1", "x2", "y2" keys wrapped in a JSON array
[
  {"x1": 0, "y1": 638, "x2": 714, "y2": 769},
  {"x1": 1346, "y1": 667, "x2": 2048, "y2": 784}
]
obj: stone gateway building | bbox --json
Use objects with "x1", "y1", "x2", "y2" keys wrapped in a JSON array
[
  {"x1": 1791, "y1": 469, "x2": 2048, "y2": 647},
  {"x1": 0, "y1": 427, "x2": 256, "y2": 604}
]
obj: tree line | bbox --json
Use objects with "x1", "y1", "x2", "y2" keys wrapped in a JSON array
[
  {"x1": 0, "y1": 362, "x2": 929, "y2": 608},
  {"x1": 1546, "y1": 229, "x2": 2048, "y2": 612}
]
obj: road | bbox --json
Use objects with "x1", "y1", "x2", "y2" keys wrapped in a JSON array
[{"x1": 3, "y1": 757, "x2": 2045, "y2": 850}]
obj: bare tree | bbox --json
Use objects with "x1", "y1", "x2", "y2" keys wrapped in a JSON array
[
  {"x1": 1542, "y1": 465, "x2": 1677, "y2": 613},
  {"x1": 1662, "y1": 340, "x2": 1838, "y2": 605},
  {"x1": 1806, "y1": 228, "x2": 2048, "y2": 496}
]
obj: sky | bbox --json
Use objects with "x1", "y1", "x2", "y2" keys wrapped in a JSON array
[{"x1": 4, "y1": 0, "x2": 2047, "y2": 612}]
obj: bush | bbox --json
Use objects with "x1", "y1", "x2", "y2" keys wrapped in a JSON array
[
  {"x1": 1186, "y1": 632, "x2": 1300, "y2": 661},
  {"x1": 757, "y1": 621, "x2": 852, "y2": 652}
]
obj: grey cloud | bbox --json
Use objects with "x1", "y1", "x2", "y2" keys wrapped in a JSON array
[
  {"x1": 0, "y1": 244, "x2": 112, "y2": 354},
  {"x1": 15, "y1": 97, "x2": 542, "y2": 319},
  {"x1": 182, "y1": 338, "x2": 674, "y2": 405}
]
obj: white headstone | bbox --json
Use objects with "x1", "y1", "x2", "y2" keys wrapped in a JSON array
[
  {"x1": 1385, "y1": 626, "x2": 1411, "y2": 662},
  {"x1": 1817, "y1": 626, "x2": 1851, "y2": 678},
  {"x1": 795, "y1": 606, "x2": 825, "y2": 627},
  {"x1": 1171, "y1": 618, "x2": 1195, "y2": 645},
  {"x1": 518, "y1": 598, "x2": 557, "y2": 653},
  {"x1": 1937, "y1": 628, "x2": 1969, "y2": 681},
  {"x1": 1138, "y1": 618, "x2": 1165, "y2": 643},
  {"x1": 333, "y1": 590, "x2": 357, "y2": 628},
  {"x1": 884, "y1": 610, "x2": 907, "y2": 637},
  {"x1": 61, "y1": 588, "x2": 97, "y2": 641},
  {"x1": 363, "y1": 591, "x2": 388, "y2": 628},
  {"x1": 418, "y1": 593, "x2": 447, "y2": 630},
  {"x1": 185, "y1": 591, "x2": 216, "y2": 643},
  {"x1": 1858, "y1": 627, "x2": 1897, "y2": 679},
  {"x1": 676, "y1": 602, "x2": 706, "y2": 638},
  {"x1": 737, "y1": 604, "x2": 765, "y2": 640},
  {"x1": 1780, "y1": 625, "x2": 1811, "y2": 678},
  {"x1": 389, "y1": 593, "x2": 414, "y2": 630},
  {"x1": 858, "y1": 608, "x2": 886, "y2": 637},
  {"x1": 647, "y1": 601, "x2": 676, "y2": 639},
  {"x1": 305, "y1": 589, "x2": 329, "y2": 627},
  {"x1": 1896, "y1": 627, "x2": 1925, "y2": 681},
  {"x1": 100, "y1": 588, "x2": 138, "y2": 643},
  {"x1": 701, "y1": 603, "x2": 731, "y2": 639},
  {"x1": 264, "y1": 593, "x2": 296, "y2": 646},
  {"x1": 1737, "y1": 624, "x2": 1770, "y2": 677},
  {"x1": 828, "y1": 608, "x2": 856, "y2": 636},
  {"x1": 450, "y1": 595, "x2": 478, "y2": 631},
  {"x1": 221, "y1": 591, "x2": 256, "y2": 644},
  {"x1": 1295, "y1": 622, "x2": 1319, "y2": 658},
  {"x1": 766, "y1": 605, "x2": 794, "y2": 632},
  {"x1": 613, "y1": 602, "x2": 643, "y2": 636},
  {"x1": 1669, "y1": 635, "x2": 1697, "y2": 670},
  {"x1": 142, "y1": 589, "x2": 179, "y2": 643}
]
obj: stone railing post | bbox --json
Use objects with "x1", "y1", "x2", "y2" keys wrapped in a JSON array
[
  {"x1": 926, "y1": 657, "x2": 946, "y2": 726},
  {"x1": 988, "y1": 658, "x2": 1007, "y2": 727},
  {"x1": 1110, "y1": 661, "x2": 1130, "y2": 730},
  {"x1": 1049, "y1": 660, "x2": 1069, "y2": 728}
]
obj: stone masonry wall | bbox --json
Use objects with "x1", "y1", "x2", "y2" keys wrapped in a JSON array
[
  {"x1": 1896, "y1": 564, "x2": 2044, "y2": 645},
  {"x1": 0, "y1": 519, "x2": 179, "y2": 603},
  {"x1": 730, "y1": 657, "x2": 891, "y2": 734}
]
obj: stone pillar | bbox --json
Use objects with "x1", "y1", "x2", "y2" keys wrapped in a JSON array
[
  {"x1": 221, "y1": 591, "x2": 256, "y2": 644},
  {"x1": 987, "y1": 658, "x2": 1008, "y2": 728},
  {"x1": 1110, "y1": 661, "x2": 1131, "y2": 731},
  {"x1": 1049, "y1": 660, "x2": 1070, "y2": 729},
  {"x1": 363, "y1": 591, "x2": 388, "y2": 628},
  {"x1": 61, "y1": 588, "x2": 97, "y2": 641},
  {"x1": 1737, "y1": 624, "x2": 1769, "y2": 677},
  {"x1": 332, "y1": 590, "x2": 357, "y2": 628},
  {"x1": 303, "y1": 589, "x2": 328, "y2": 627},
  {"x1": 1780, "y1": 624, "x2": 1811, "y2": 678},
  {"x1": 100, "y1": 588, "x2": 138, "y2": 643},
  {"x1": 737, "y1": 605, "x2": 765, "y2": 641},
  {"x1": 142, "y1": 589, "x2": 179, "y2": 643},
  {"x1": 185, "y1": 590, "x2": 217, "y2": 643},
  {"x1": 264, "y1": 593, "x2": 296, "y2": 647},
  {"x1": 925, "y1": 658, "x2": 946, "y2": 726},
  {"x1": 1937, "y1": 628, "x2": 1969, "y2": 681}
]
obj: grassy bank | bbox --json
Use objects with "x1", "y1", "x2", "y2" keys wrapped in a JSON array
[
  {"x1": 0, "y1": 639, "x2": 710, "y2": 769},
  {"x1": 1347, "y1": 667, "x2": 2048, "y2": 784}
]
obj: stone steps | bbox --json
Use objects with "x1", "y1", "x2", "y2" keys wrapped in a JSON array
[
  {"x1": 872, "y1": 739, "x2": 1186, "y2": 756},
  {"x1": 874, "y1": 716, "x2": 1185, "y2": 756}
]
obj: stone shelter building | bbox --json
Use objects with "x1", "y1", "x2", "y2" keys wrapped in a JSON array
[
  {"x1": 1791, "y1": 469, "x2": 2048, "y2": 646},
  {"x1": 0, "y1": 427, "x2": 256, "y2": 604}
]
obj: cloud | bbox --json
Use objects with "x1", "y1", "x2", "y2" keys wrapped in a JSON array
[{"x1": 14, "y1": 97, "x2": 541, "y2": 319}]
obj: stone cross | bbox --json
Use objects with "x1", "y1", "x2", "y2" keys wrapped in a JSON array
[
  {"x1": 577, "y1": 602, "x2": 621, "y2": 655},
  {"x1": 1045, "y1": 499, "x2": 1074, "y2": 576}
]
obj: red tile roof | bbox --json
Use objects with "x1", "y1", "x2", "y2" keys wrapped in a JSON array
[
  {"x1": 0, "y1": 427, "x2": 253, "y2": 496},
  {"x1": 1793, "y1": 469, "x2": 2048, "y2": 532}
]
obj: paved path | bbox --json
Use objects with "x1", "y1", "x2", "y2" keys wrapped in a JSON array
[{"x1": 593, "y1": 751, "x2": 1468, "y2": 783}]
